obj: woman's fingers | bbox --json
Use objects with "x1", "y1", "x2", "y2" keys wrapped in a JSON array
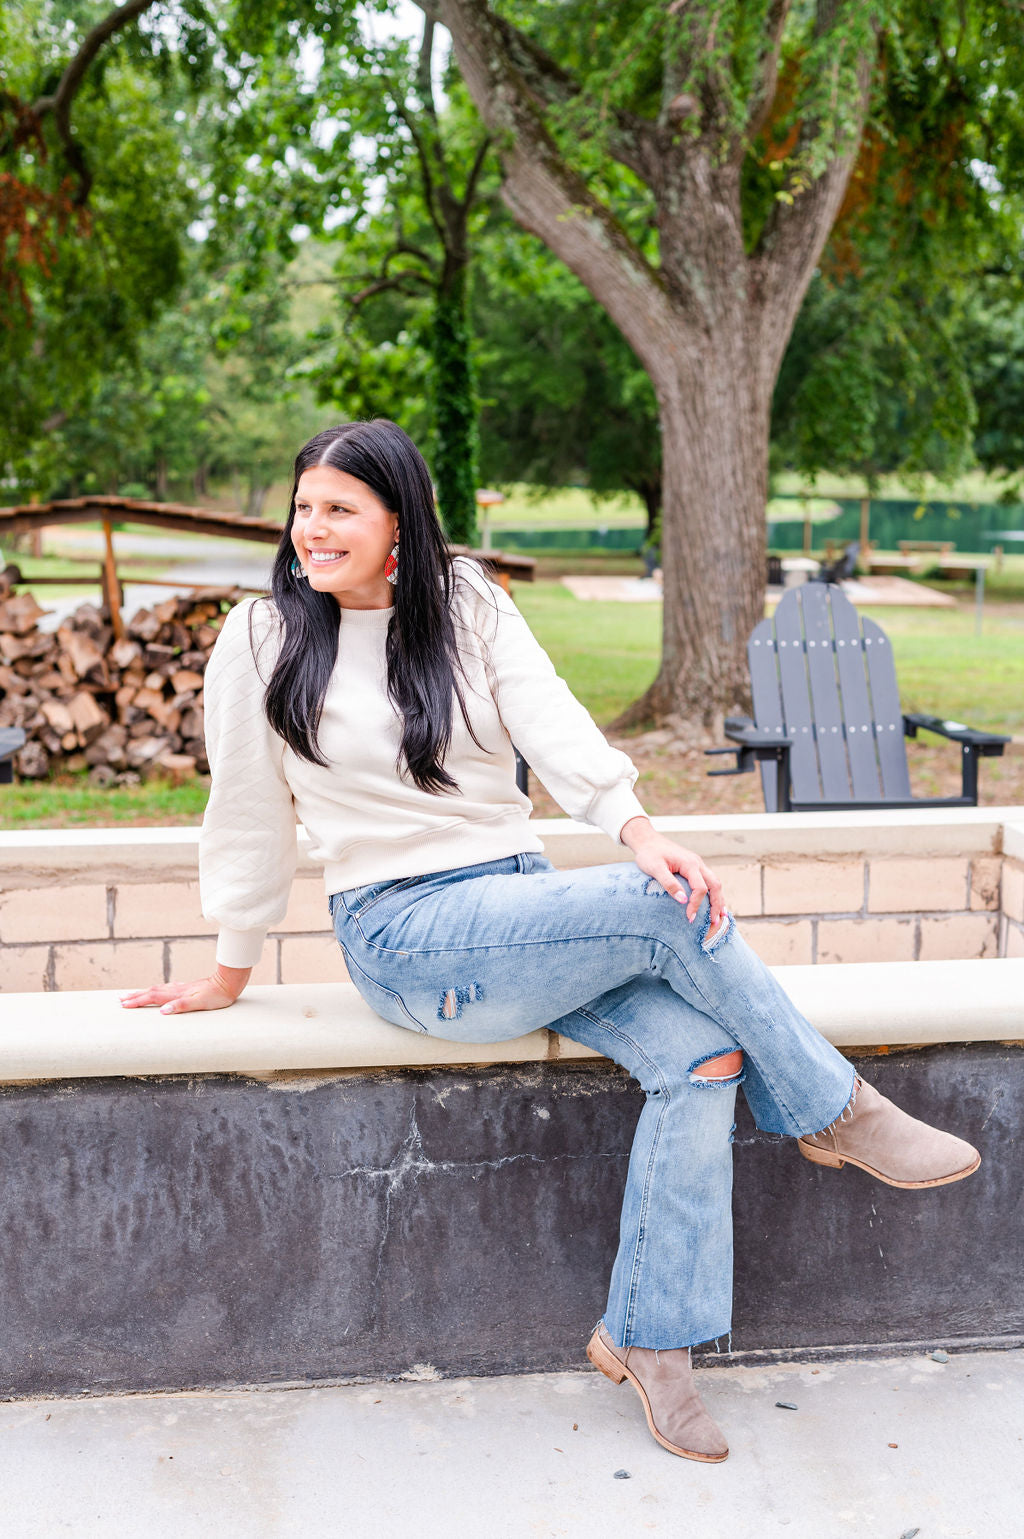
[
  {"x1": 160, "y1": 977, "x2": 241, "y2": 1014},
  {"x1": 119, "y1": 977, "x2": 237, "y2": 1013},
  {"x1": 651, "y1": 861, "x2": 690, "y2": 907},
  {"x1": 703, "y1": 867, "x2": 725, "y2": 926},
  {"x1": 159, "y1": 991, "x2": 198, "y2": 1015},
  {"x1": 118, "y1": 983, "x2": 184, "y2": 1009},
  {"x1": 682, "y1": 866, "x2": 709, "y2": 922},
  {"x1": 641, "y1": 845, "x2": 725, "y2": 925}
]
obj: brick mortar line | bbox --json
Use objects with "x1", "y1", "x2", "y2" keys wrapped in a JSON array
[{"x1": 742, "y1": 907, "x2": 994, "y2": 923}]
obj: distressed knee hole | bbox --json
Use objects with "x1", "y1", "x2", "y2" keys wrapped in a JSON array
[
  {"x1": 700, "y1": 911, "x2": 732, "y2": 956},
  {"x1": 689, "y1": 1049, "x2": 743, "y2": 1086},
  {"x1": 438, "y1": 981, "x2": 484, "y2": 1021}
]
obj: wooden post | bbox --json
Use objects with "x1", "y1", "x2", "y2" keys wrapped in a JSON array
[
  {"x1": 476, "y1": 489, "x2": 505, "y2": 553},
  {"x1": 859, "y1": 495, "x2": 871, "y2": 568},
  {"x1": 101, "y1": 519, "x2": 124, "y2": 639}
]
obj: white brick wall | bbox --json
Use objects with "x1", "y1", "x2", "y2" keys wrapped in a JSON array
[{"x1": 2, "y1": 816, "x2": 1022, "y2": 990}]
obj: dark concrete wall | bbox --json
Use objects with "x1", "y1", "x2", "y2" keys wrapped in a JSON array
[{"x1": 0, "y1": 1044, "x2": 1019, "y2": 1398}]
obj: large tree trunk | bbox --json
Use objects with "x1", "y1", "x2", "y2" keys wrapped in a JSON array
[{"x1": 615, "y1": 327, "x2": 772, "y2": 730}]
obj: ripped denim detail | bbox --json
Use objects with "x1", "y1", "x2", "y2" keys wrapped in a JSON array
[
  {"x1": 438, "y1": 981, "x2": 485, "y2": 1021},
  {"x1": 688, "y1": 1048, "x2": 746, "y2": 1088},
  {"x1": 698, "y1": 908, "x2": 733, "y2": 959}
]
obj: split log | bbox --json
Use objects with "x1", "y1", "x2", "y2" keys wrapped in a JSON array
[
  {"x1": 56, "y1": 625, "x2": 108, "y2": 684},
  {"x1": 0, "y1": 593, "x2": 47, "y2": 635}
]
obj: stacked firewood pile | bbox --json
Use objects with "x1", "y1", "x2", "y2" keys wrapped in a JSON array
[{"x1": 0, "y1": 587, "x2": 249, "y2": 782}]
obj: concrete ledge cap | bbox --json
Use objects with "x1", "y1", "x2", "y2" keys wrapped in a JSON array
[
  {"x1": 1002, "y1": 820, "x2": 1024, "y2": 863},
  {"x1": 1, "y1": 959, "x2": 1021, "y2": 1082},
  {"x1": 1, "y1": 806, "x2": 1022, "y2": 887},
  {"x1": 538, "y1": 809, "x2": 1019, "y2": 863}
]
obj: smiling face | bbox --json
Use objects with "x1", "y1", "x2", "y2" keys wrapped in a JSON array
[{"x1": 291, "y1": 465, "x2": 399, "y2": 610}]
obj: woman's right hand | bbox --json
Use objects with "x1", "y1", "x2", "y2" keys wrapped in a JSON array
[{"x1": 119, "y1": 964, "x2": 253, "y2": 1015}]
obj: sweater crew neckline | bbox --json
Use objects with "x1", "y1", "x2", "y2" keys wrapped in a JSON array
[{"x1": 337, "y1": 603, "x2": 394, "y2": 627}]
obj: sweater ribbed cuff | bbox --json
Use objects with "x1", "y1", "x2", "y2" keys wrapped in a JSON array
[
  {"x1": 589, "y1": 783, "x2": 649, "y2": 845},
  {"x1": 215, "y1": 926, "x2": 267, "y2": 970}
]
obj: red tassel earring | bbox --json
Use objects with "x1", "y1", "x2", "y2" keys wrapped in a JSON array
[{"x1": 384, "y1": 539, "x2": 399, "y2": 585}]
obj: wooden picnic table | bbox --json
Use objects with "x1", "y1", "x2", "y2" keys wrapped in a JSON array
[
  {"x1": 862, "y1": 552, "x2": 921, "y2": 576},
  {"x1": 932, "y1": 554, "x2": 991, "y2": 581},
  {"x1": 898, "y1": 539, "x2": 956, "y2": 555}
]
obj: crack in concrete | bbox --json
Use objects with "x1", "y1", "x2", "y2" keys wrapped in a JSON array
[
  {"x1": 323, "y1": 1110, "x2": 625, "y2": 1187},
  {"x1": 315, "y1": 1106, "x2": 625, "y2": 1334}
]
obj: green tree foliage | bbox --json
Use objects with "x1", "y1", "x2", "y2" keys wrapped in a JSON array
[
  {"x1": 219, "y1": 4, "x2": 492, "y2": 542},
  {"x1": 958, "y1": 289, "x2": 1024, "y2": 495},
  {"x1": 473, "y1": 222, "x2": 660, "y2": 532},
  {"x1": 770, "y1": 4, "x2": 1024, "y2": 494},
  {"x1": 1, "y1": 1, "x2": 327, "y2": 506},
  {"x1": 771, "y1": 273, "x2": 977, "y2": 492},
  {"x1": 0, "y1": 3, "x2": 196, "y2": 496},
  {"x1": 418, "y1": 0, "x2": 1024, "y2": 724}
]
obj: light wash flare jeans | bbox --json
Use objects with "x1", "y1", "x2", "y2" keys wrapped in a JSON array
[{"x1": 329, "y1": 851, "x2": 856, "y2": 1352}]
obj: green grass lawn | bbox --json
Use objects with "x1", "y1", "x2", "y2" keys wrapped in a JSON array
[
  {"x1": 771, "y1": 466, "x2": 1024, "y2": 505},
  {"x1": 1, "y1": 776, "x2": 211, "y2": 829},
  {"x1": 853, "y1": 605, "x2": 1024, "y2": 733},
  {"x1": 512, "y1": 580, "x2": 661, "y2": 720}
]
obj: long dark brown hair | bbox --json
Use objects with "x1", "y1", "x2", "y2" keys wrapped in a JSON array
[{"x1": 255, "y1": 419, "x2": 484, "y2": 793}]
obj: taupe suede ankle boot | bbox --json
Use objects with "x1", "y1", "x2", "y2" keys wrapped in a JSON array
[
  {"x1": 798, "y1": 1075, "x2": 980, "y2": 1188},
  {"x1": 586, "y1": 1322, "x2": 729, "y2": 1462}
]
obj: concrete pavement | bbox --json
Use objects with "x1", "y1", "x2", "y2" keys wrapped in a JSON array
[{"x1": 1, "y1": 1349, "x2": 1020, "y2": 1539}]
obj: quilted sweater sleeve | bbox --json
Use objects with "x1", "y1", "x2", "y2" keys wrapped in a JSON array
[
  {"x1": 457, "y1": 563, "x2": 648, "y2": 843},
  {"x1": 198, "y1": 599, "x2": 299, "y2": 968}
]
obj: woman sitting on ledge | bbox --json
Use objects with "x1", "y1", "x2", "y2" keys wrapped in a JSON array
[{"x1": 120, "y1": 418, "x2": 980, "y2": 1464}]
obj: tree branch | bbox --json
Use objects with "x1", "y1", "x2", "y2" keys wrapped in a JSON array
[
  {"x1": 392, "y1": 98, "x2": 448, "y2": 244},
  {"x1": 417, "y1": 1, "x2": 669, "y2": 189},
  {"x1": 390, "y1": 240, "x2": 439, "y2": 273},
  {"x1": 745, "y1": 0, "x2": 793, "y2": 142},
  {"x1": 458, "y1": 132, "x2": 491, "y2": 211},
  {"x1": 29, "y1": 0, "x2": 161, "y2": 203},
  {"x1": 425, "y1": 0, "x2": 678, "y2": 376},
  {"x1": 749, "y1": 3, "x2": 879, "y2": 359},
  {"x1": 415, "y1": 17, "x2": 438, "y2": 122},
  {"x1": 346, "y1": 268, "x2": 434, "y2": 311}
]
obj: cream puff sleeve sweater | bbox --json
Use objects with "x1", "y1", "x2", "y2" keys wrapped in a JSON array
[{"x1": 199, "y1": 558, "x2": 648, "y2": 967}]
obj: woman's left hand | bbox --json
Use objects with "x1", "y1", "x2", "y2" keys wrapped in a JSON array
[{"x1": 619, "y1": 816, "x2": 726, "y2": 927}]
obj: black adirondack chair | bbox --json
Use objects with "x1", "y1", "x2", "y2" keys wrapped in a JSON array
[
  {"x1": 0, "y1": 728, "x2": 25, "y2": 784},
  {"x1": 705, "y1": 583, "x2": 1008, "y2": 811},
  {"x1": 810, "y1": 540, "x2": 859, "y2": 584}
]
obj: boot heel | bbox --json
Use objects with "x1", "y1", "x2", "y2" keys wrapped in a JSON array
[
  {"x1": 798, "y1": 1138, "x2": 844, "y2": 1170},
  {"x1": 586, "y1": 1332, "x2": 627, "y2": 1384}
]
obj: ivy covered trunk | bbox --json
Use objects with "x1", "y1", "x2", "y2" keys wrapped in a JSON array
[{"x1": 431, "y1": 264, "x2": 479, "y2": 547}]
